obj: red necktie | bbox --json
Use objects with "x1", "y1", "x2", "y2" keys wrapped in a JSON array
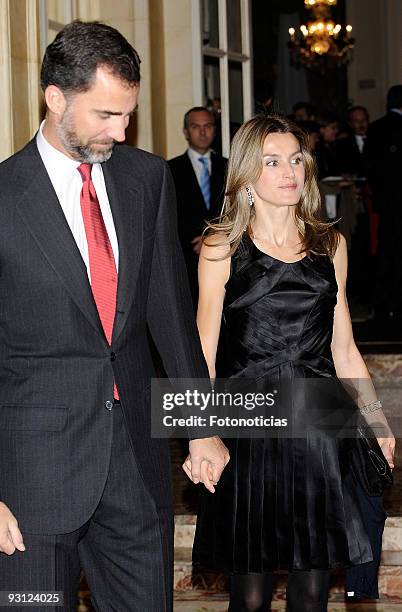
[{"x1": 78, "y1": 163, "x2": 119, "y2": 399}]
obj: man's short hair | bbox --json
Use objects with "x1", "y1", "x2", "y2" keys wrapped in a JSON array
[
  {"x1": 293, "y1": 101, "x2": 315, "y2": 117},
  {"x1": 40, "y1": 20, "x2": 141, "y2": 94},
  {"x1": 296, "y1": 120, "x2": 320, "y2": 136},
  {"x1": 183, "y1": 107, "x2": 215, "y2": 129},
  {"x1": 387, "y1": 85, "x2": 402, "y2": 111},
  {"x1": 348, "y1": 105, "x2": 369, "y2": 121},
  {"x1": 317, "y1": 112, "x2": 339, "y2": 127}
]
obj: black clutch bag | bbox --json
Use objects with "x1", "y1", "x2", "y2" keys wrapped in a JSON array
[{"x1": 350, "y1": 424, "x2": 393, "y2": 496}]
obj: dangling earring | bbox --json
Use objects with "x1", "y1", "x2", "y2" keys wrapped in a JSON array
[{"x1": 246, "y1": 186, "x2": 254, "y2": 207}]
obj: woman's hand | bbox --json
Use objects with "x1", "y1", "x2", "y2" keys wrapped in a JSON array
[
  {"x1": 182, "y1": 436, "x2": 230, "y2": 493},
  {"x1": 377, "y1": 435, "x2": 396, "y2": 470}
]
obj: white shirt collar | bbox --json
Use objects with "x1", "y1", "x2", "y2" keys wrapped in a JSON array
[
  {"x1": 187, "y1": 147, "x2": 211, "y2": 164},
  {"x1": 36, "y1": 121, "x2": 102, "y2": 198},
  {"x1": 36, "y1": 121, "x2": 81, "y2": 189},
  {"x1": 355, "y1": 134, "x2": 365, "y2": 152}
]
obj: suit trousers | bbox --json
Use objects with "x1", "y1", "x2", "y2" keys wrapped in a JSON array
[{"x1": 0, "y1": 404, "x2": 173, "y2": 612}]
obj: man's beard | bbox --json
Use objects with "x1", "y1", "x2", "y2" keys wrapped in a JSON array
[{"x1": 56, "y1": 108, "x2": 116, "y2": 163}]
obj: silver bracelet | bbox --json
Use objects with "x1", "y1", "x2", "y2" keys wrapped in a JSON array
[{"x1": 360, "y1": 399, "x2": 382, "y2": 415}]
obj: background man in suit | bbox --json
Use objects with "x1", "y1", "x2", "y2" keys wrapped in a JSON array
[
  {"x1": 169, "y1": 107, "x2": 227, "y2": 306},
  {"x1": 0, "y1": 21, "x2": 228, "y2": 611},
  {"x1": 335, "y1": 106, "x2": 372, "y2": 318},
  {"x1": 366, "y1": 85, "x2": 402, "y2": 318},
  {"x1": 336, "y1": 106, "x2": 369, "y2": 177},
  {"x1": 315, "y1": 112, "x2": 340, "y2": 179}
]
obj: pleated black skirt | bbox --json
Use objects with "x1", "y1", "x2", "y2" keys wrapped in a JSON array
[{"x1": 193, "y1": 436, "x2": 379, "y2": 573}]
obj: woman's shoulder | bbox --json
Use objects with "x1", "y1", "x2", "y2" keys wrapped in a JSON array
[
  {"x1": 199, "y1": 232, "x2": 231, "y2": 285},
  {"x1": 201, "y1": 230, "x2": 254, "y2": 258},
  {"x1": 200, "y1": 231, "x2": 253, "y2": 285},
  {"x1": 201, "y1": 231, "x2": 231, "y2": 253},
  {"x1": 227, "y1": 233, "x2": 254, "y2": 280},
  {"x1": 200, "y1": 232, "x2": 232, "y2": 271}
]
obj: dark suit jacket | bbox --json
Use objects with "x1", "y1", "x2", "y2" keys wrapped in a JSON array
[
  {"x1": 334, "y1": 134, "x2": 367, "y2": 177},
  {"x1": 315, "y1": 140, "x2": 340, "y2": 179},
  {"x1": 0, "y1": 139, "x2": 210, "y2": 534},
  {"x1": 365, "y1": 111, "x2": 402, "y2": 214},
  {"x1": 168, "y1": 151, "x2": 227, "y2": 299}
]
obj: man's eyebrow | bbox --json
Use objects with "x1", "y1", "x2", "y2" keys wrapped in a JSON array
[
  {"x1": 93, "y1": 109, "x2": 123, "y2": 116},
  {"x1": 93, "y1": 107, "x2": 138, "y2": 116},
  {"x1": 190, "y1": 122, "x2": 214, "y2": 127}
]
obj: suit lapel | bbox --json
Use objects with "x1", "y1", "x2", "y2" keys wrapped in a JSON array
[
  {"x1": 13, "y1": 140, "x2": 144, "y2": 347},
  {"x1": 184, "y1": 152, "x2": 222, "y2": 216},
  {"x1": 183, "y1": 153, "x2": 205, "y2": 206},
  {"x1": 352, "y1": 136, "x2": 361, "y2": 156},
  {"x1": 14, "y1": 141, "x2": 106, "y2": 342},
  {"x1": 102, "y1": 152, "x2": 144, "y2": 344}
]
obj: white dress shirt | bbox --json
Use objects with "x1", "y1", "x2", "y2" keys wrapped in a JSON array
[
  {"x1": 187, "y1": 148, "x2": 211, "y2": 186},
  {"x1": 36, "y1": 121, "x2": 119, "y2": 282},
  {"x1": 355, "y1": 134, "x2": 365, "y2": 154}
]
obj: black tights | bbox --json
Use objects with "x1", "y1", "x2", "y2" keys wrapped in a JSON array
[
  {"x1": 228, "y1": 569, "x2": 330, "y2": 612},
  {"x1": 228, "y1": 573, "x2": 274, "y2": 612}
]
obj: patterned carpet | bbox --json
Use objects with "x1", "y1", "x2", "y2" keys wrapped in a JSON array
[
  {"x1": 174, "y1": 599, "x2": 402, "y2": 611},
  {"x1": 174, "y1": 605, "x2": 402, "y2": 611},
  {"x1": 77, "y1": 586, "x2": 402, "y2": 611}
]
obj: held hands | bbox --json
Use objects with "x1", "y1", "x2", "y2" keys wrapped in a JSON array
[
  {"x1": 182, "y1": 436, "x2": 230, "y2": 493},
  {"x1": 0, "y1": 502, "x2": 25, "y2": 555}
]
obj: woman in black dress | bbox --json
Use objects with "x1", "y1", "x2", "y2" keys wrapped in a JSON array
[{"x1": 183, "y1": 115, "x2": 395, "y2": 611}]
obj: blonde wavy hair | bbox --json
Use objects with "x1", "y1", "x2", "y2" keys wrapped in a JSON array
[{"x1": 204, "y1": 113, "x2": 339, "y2": 258}]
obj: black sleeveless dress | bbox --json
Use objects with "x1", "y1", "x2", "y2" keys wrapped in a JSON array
[{"x1": 193, "y1": 233, "x2": 385, "y2": 588}]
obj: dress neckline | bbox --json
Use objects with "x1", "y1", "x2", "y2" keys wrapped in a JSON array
[{"x1": 246, "y1": 234, "x2": 308, "y2": 265}]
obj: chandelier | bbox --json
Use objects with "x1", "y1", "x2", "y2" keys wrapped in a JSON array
[{"x1": 288, "y1": 0, "x2": 354, "y2": 71}]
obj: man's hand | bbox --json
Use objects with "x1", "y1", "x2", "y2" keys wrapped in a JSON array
[
  {"x1": 0, "y1": 502, "x2": 25, "y2": 555},
  {"x1": 182, "y1": 436, "x2": 230, "y2": 493},
  {"x1": 191, "y1": 235, "x2": 203, "y2": 256}
]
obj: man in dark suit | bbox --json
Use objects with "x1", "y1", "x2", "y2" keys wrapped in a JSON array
[
  {"x1": 315, "y1": 112, "x2": 340, "y2": 179},
  {"x1": 0, "y1": 22, "x2": 228, "y2": 611},
  {"x1": 335, "y1": 106, "x2": 372, "y2": 315},
  {"x1": 169, "y1": 107, "x2": 227, "y2": 305},
  {"x1": 366, "y1": 85, "x2": 402, "y2": 317},
  {"x1": 335, "y1": 106, "x2": 369, "y2": 177}
]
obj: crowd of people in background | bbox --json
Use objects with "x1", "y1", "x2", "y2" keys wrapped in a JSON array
[
  {"x1": 287, "y1": 87, "x2": 402, "y2": 324},
  {"x1": 169, "y1": 85, "x2": 402, "y2": 328},
  {"x1": 292, "y1": 102, "x2": 374, "y2": 322}
]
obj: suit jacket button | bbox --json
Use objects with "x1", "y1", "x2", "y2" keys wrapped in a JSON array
[
  {"x1": 105, "y1": 400, "x2": 113, "y2": 410},
  {"x1": 110, "y1": 352, "x2": 116, "y2": 362}
]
